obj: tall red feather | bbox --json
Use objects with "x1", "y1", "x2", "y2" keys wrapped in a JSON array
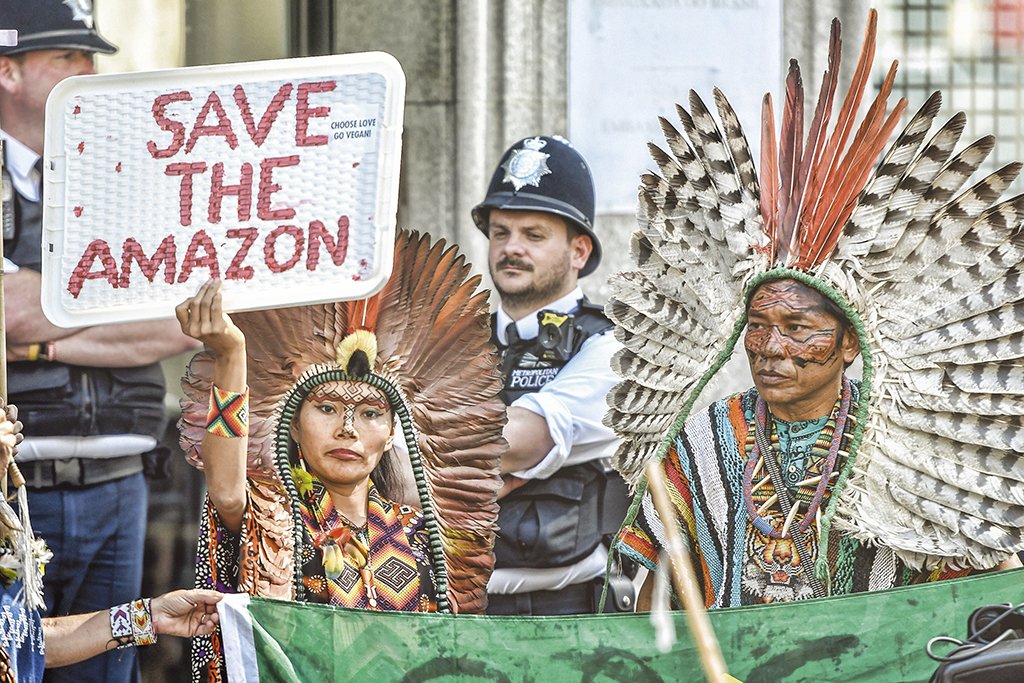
[
  {"x1": 776, "y1": 60, "x2": 804, "y2": 262},
  {"x1": 759, "y1": 8, "x2": 902, "y2": 269},
  {"x1": 760, "y1": 93, "x2": 779, "y2": 260},
  {"x1": 803, "y1": 11, "x2": 879, "y2": 217},
  {"x1": 346, "y1": 294, "x2": 381, "y2": 334},
  {"x1": 793, "y1": 19, "x2": 842, "y2": 225}
]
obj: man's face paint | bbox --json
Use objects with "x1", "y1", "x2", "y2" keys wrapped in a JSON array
[
  {"x1": 744, "y1": 282, "x2": 840, "y2": 368},
  {"x1": 744, "y1": 279, "x2": 858, "y2": 421}
]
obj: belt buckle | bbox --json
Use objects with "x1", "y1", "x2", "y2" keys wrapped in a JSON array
[{"x1": 53, "y1": 458, "x2": 84, "y2": 487}]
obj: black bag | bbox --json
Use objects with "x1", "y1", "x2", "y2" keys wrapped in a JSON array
[{"x1": 929, "y1": 603, "x2": 1024, "y2": 682}]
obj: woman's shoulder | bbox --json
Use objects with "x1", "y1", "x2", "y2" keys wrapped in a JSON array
[
  {"x1": 376, "y1": 492, "x2": 425, "y2": 528},
  {"x1": 394, "y1": 503, "x2": 424, "y2": 529}
]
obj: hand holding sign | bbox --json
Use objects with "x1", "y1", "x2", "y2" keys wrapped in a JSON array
[{"x1": 174, "y1": 279, "x2": 244, "y2": 359}]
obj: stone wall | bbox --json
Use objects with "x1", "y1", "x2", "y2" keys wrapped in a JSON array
[{"x1": 311, "y1": 0, "x2": 872, "y2": 298}]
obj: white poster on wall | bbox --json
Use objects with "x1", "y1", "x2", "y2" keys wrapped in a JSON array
[
  {"x1": 41, "y1": 53, "x2": 405, "y2": 327},
  {"x1": 569, "y1": 0, "x2": 782, "y2": 214}
]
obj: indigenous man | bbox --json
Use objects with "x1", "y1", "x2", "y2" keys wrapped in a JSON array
[
  {"x1": 619, "y1": 277, "x2": 994, "y2": 607},
  {"x1": 473, "y1": 135, "x2": 631, "y2": 615},
  {"x1": 609, "y1": 10, "x2": 1024, "y2": 610}
]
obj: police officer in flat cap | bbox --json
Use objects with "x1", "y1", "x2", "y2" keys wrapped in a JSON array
[
  {"x1": 0, "y1": 2, "x2": 198, "y2": 680},
  {"x1": 474, "y1": 135, "x2": 633, "y2": 615}
]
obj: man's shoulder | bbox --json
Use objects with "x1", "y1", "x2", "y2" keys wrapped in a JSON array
[
  {"x1": 543, "y1": 292, "x2": 608, "y2": 349},
  {"x1": 677, "y1": 388, "x2": 755, "y2": 442},
  {"x1": 689, "y1": 388, "x2": 757, "y2": 417},
  {"x1": 663, "y1": 390, "x2": 752, "y2": 480},
  {"x1": 574, "y1": 294, "x2": 610, "y2": 318}
]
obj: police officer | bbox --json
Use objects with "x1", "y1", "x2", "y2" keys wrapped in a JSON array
[
  {"x1": 0, "y1": 2, "x2": 198, "y2": 681},
  {"x1": 474, "y1": 135, "x2": 632, "y2": 615}
]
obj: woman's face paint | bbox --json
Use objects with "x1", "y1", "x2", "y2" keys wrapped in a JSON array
[
  {"x1": 744, "y1": 279, "x2": 859, "y2": 421},
  {"x1": 291, "y1": 381, "x2": 395, "y2": 491}
]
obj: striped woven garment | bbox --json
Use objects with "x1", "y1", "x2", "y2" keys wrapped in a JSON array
[{"x1": 616, "y1": 383, "x2": 970, "y2": 608}]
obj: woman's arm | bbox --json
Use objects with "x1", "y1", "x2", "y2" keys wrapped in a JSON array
[
  {"x1": 43, "y1": 589, "x2": 222, "y2": 668},
  {"x1": 176, "y1": 279, "x2": 249, "y2": 532}
]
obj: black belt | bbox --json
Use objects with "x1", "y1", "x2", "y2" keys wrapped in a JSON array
[
  {"x1": 488, "y1": 577, "x2": 624, "y2": 616},
  {"x1": 20, "y1": 455, "x2": 144, "y2": 490},
  {"x1": 487, "y1": 573, "x2": 637, "y2": 616}
]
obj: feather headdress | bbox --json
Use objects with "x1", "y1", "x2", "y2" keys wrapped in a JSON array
[
  {"x1": 179, "y1": 230, "x2": 506, "y2": 613},
  {"x1": 607, "y1": 9, "x2": 1024, "y2": 571}
]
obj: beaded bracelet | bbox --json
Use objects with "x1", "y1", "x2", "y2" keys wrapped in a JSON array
[
  {"x1": 207, "y1": 385, "x2": 250, "y2": 438},
  {"x1": 109, "y1": 598, "x2": 157, "y2": 649}
]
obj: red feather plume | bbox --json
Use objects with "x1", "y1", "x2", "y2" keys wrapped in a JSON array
[
  {"x1": 346, "y1": 294, "x2": 380, "y2": 334},
  {"x1": 760, "y1": 8, "x2": 907, "y2": 269}
]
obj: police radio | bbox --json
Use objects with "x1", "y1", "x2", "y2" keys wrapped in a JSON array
[
  {"x1": 536, "y1": 311, "x2": 578, "y2": 362},
  {"x1": 2, "y1": 171, "x2": 14, "y2": 242}
]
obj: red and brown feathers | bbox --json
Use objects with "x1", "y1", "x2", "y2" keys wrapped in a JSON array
[
  {"x1": 179, "y1": 229, "x2": 505, "y2": 613},
  {"x1": 760, "y1": 9, "x2": 907, "y2": 268}
]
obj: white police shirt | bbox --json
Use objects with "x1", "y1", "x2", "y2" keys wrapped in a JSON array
[
  {"x1": 1, "y1": 130, "x2": 157, "y2": 463},
  {"x1": 488, "y1": 287, "x2": 621, "y2": 595},
  {"x1": 494, "y1": 286, "x2": 620, "y2": 480}
]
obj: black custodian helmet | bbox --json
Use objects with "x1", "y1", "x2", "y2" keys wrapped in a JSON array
[
  {"x1": 0, "y1": 0, "x2": 118, "y2": 56},
  {"x1": 472, "y1": 135, "x2": 601, "y2": 277}
]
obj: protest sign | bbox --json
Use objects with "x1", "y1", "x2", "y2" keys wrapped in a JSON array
[{"x1": 40, "y1": 52, "x2": 404, "y2": 327}]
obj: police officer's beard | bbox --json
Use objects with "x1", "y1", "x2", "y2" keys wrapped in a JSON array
[{"x1": 493, "y1": 251, "x2": 574, "y2": 313}]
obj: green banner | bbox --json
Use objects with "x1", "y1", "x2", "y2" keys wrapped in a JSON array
[{"x1": 240, "y1": 570, "x2": 1023, "y2": 682}]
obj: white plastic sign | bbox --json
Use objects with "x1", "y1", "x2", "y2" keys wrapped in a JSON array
[{"x1": 41, "y1": 52, "x2": 405, "y2": 327}]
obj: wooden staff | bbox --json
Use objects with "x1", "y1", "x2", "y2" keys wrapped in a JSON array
[
  {"x1": 0, "y1": 27, "x2": 25, "y2": 496},
  {"x1": 645, "y1": 460, "x2": 737, "y2": 683}
]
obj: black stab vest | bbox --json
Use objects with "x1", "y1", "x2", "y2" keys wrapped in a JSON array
[{"x1": 491, "y1": 299, "x2": 628, "y2": 571}]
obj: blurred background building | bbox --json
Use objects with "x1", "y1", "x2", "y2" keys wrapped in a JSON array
[{"x1": 83, "y1": 0, "x2": 1022, "y2": 678}]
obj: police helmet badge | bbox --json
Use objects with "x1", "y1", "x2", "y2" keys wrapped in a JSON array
[
  {"x1": 63, "y1": 0, "x2": 96, "y2": 28},
  {"x1": 501, "y1": 137, "x2": 551, "y2": 191}
]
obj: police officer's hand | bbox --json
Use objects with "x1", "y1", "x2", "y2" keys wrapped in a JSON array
[
  {"x1": 0, "y1": 399, "x2": 23, "y2": 472},
  {"x1": 175, "y1": 279, "x2": 245, "y2": 358},
  {"x1": 498, "y1": 474, "x2": 528, "y2": 499}
]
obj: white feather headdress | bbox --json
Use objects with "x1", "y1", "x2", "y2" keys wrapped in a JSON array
[{"x1": 607, "y1": 9, "x2": 1024, "y2": 571}]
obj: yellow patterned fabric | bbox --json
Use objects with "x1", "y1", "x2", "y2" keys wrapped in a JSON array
[{"x1": 299, "y1": 477, "x2": 436, "y2": 611}]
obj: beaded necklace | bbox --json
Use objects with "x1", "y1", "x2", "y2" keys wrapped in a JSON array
[{"x1": 742, "y1": 376, "x2": 852, "y2": 539}]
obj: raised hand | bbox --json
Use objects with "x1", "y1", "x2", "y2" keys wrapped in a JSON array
[
  {"x1": 0, "y1": 399, "x2": 23, "y2": 472},
  {"x1": 175, "y1": 279, "x2": 246, "y2": 358}
]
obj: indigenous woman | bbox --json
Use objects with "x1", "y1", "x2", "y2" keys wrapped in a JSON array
[{"x1": 176, "y1": 231, "x2": 505, "y2": 681}]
